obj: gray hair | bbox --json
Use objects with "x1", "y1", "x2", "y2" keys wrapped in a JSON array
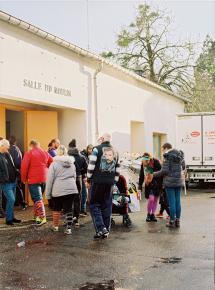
[
  {"x1": 57, "y1": 145, "x2": 67, "y2": 156},
  {"x1": 102, "y1": 133, "x2": 111, "y2": 142},
  {"x1": 0, "y1": 139, "x2": 10, "y2": 148}
]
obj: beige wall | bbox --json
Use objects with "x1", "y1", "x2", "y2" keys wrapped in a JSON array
[
  {"x1": 58, "y1": 109, "x2": 87, "y2": 150},
  {"x1": 0, "y1": 20, "x2": 185, "y2": 155},
  {"x1": 131, "y1": 121, "x2": 145, "y2": 154},
  {"x1": 0, "y1": 20, "x2": 90, "y2": 110},
  {"x1": 96, "y1": 72, "x2": 184, "y2": 155}
]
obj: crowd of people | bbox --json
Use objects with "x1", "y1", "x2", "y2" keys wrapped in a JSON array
[{"x1": 0, "y1": 133, "x2": 185, "y2": 239}]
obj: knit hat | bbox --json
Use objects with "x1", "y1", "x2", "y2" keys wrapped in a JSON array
[{"x1": 142, "y1": 152, "x2": 151, "y2": 161}]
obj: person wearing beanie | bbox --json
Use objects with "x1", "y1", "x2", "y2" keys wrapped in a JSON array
[
  {"x1": 68, "y1": 139, "x2": 88, "y2": 227},
  {"x1": 138, "y1": 152, "x2": 163, "y2": 222}
]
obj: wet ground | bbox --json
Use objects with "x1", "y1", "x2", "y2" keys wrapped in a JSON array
[{"x1": 0, "y1": 187, "x2": 214, "y2": 290}]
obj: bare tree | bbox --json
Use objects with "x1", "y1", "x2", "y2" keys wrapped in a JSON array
[{"x1": 102, "y1": 4, "x2": 195, "y2": 96}]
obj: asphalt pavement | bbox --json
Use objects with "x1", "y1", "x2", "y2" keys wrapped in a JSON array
[{"x1": 0, "y1": 187, "x2": 214, "y2": 290}]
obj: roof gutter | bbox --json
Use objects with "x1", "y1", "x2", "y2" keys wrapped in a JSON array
[{"x1": 93, "y1": 61, "x2": 104, "y2": 142}]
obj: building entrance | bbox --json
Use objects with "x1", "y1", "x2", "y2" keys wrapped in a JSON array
[{"x1": 6, "y1": 109, "x2": 25, "y2": 152}]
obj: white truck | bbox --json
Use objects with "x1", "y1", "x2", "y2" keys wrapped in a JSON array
[{"x1": 177, "y1": 113, "x2": 215, "y2": 184}]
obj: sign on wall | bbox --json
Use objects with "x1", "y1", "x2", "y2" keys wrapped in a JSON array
[{"x1": 23, "y1": 79, "x2": 72, "y2": 97}]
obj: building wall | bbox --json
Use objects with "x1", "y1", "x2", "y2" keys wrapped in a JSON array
[
  {"x1": 58, "y1": 109, "x2": 87, "y2": 150},
  {"x1": 0, "y1": 20, "x2": 89, "y2": 110},
  {"x1": 97, "y1": 73, "x2": 184, "y2": 155},
  {"x1": 0, "y1": 20, "x2": 185, "y2": 155}
]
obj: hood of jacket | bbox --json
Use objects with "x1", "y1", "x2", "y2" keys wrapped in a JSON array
[
  {"x1": 68, "y1": 147, "x2": 79, "y2": 156},
  {"x1": 53, "y1": 155, "x2": 75, "y2": 168},
  {"x1": 164, "y1": 149, "x2": 184, "y2": 163}
]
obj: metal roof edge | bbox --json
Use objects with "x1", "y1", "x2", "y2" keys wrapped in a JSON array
[
  {"x1": 177, "y1": 112, "x2": 215, "y2": 116},
  {"x1": 0, "y1": 10, "x2": 190, "y2": 103}
]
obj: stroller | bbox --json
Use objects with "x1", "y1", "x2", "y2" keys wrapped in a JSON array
[{"x1": 111, "y1": 175, "x2": 132, "y2": 228}]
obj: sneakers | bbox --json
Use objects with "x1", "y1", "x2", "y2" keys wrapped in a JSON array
[
  {"x1": 93, "y1": 228, "x2": 109, "y2": 240},
  {"x1": 80, "y1": 212, "x2": 88, "y2": 217},
  {"x1": 175, "y1": 219, "x2": 180, "y2": 228},
  {"x1": 6, "y1": 220, "x2": 14, "y2": 226},
  {"x1": 94, "y1": 232, "x2": 103, "y2": 240},
  {"x1": 22, "y1": 203, "x2": 28, "y2": 211},
  {"x1": 73, "y1": 217, "x2": 80, "y2": 228},
  {"x1": 102, "y1": 228, "x2": 109, "y2": 239},
  {"x1": 52, "y1": 226, "x2": 59, "y2": 232},
  {"x1": 6, "y1": 218, "x2": 22, "y2": 225},
  {"x1": 13, "y1": 218, "x2": 22, "y2": 223},
  {"x1": 146, "y1": 214, "x2": 151, "y2": 222},
  {"x1": 150, "y1": 214, "x2": 157, "y2": 222},
  {"x1": 166, "y1": 220, "x2": 175, "y2": 228},
  {"x1": 156, "y1": 213, "x2": 163, "y2": 218},
  {"x1": 36, "y1": 217, "x2": 47, "y2": 226},
  {"x1": 64, "y1": 227, "x2": 72, "y2": 235}
]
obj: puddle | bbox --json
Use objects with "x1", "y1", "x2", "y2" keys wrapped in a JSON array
[
  {"x1": 26, "y1": 239, "x2": 53, "y2": 246},
  {"x1": 148, "y1": 229, "x2": 162, "y2": 233},
  {"x1": 79, "y1": 280, "x2": 115, "y2": 290},
  {"x1": 158, "y1": 257, "x2": 182, "y2": 264}
]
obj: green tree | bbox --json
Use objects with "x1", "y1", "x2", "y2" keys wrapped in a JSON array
[
  {"x1": 188, "y1": 36, "x2": 215, "y2": 112},
  {"x1": 102, "y1": 4, "x2": 195, "y2": 96}
]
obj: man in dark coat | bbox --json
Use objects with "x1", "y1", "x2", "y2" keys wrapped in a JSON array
[
  {"x1": 9, "y1": 136, "x2": 27, "y2": 210},
  {"x1": 68, "y1": 139, "x2": 88, "y2": 226},
  {"x1": 87, "y1": 133, "x2": 120, "y2": 240},
  {"x1": 0, "y1": 139, "x2": 21, "y2": 225}
]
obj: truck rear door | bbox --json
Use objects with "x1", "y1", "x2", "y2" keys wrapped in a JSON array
[
  {"x1": 177, "y1": 115, "x2": 202, "y2": 166},
  {"x1": 203, "y1": 114, "x2": 215, "y2": 166}
]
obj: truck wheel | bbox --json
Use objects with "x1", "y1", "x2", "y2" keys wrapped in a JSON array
[{"x1": 199, "y1": 180, "x2": 205, "y2": 187}]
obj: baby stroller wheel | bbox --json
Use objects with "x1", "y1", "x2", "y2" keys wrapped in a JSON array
[
  {"x1": 111, "y1": 218, "x2": 116, "y2": 227},
  {"x1": 123, "y1": 215, "x2": 132, "y2": 228}
]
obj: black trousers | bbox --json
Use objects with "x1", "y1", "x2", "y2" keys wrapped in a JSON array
[
  {"x1": 159, "y1": 190, "x2": 170, "y2": 216},
  {"x1": 15, "y1": 181, "x2": 25, "y2": 206},
  {"x1": 74, "y1": 176, "x2": 82, "y2": 219},
  {"x1": 52, "y1": 194, "x2": 77, "y2": 227}
]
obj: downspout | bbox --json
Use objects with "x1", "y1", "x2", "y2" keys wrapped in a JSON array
[{"x1": 93, "y1": 60, "x2": 103, "y2": 142}]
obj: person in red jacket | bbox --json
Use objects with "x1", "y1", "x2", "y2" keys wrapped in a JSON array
[{"x1": 21, "y1": 140, "x2": 53, "y2": 226}]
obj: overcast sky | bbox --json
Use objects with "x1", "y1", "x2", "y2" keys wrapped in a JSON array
[{"x1": 0, "y1": 0, "x2": 215, "y2": 54}]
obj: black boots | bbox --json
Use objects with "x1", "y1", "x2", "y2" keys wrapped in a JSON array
[
  {"x1": 146, "y1": 214, "x2": 157, "y2": 222},
  {"x1": 175, "y1": 219, "x2": 180, "y2": 228},
  {"x1": 150, "y1": 214, "x2": 157, "y2": 222},
  {"x1": 146, "y1": 214, "x2": 151, "y2": 222}
]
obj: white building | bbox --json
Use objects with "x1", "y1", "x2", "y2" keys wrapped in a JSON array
[{"x1": 0, "y1": 11, "x2": 188, "y2": 159}]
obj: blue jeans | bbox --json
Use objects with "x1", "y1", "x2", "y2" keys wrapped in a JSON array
[
  {"x1": 28, "y1": 183, "x2": 45, "y2": 202},
  {"x1": 90, "y1": 183, "x2": 113, "y2": 233},
  {"x1": 0, "y1": 185, "x2": 4, "y2": 214},
  {"x1": 2, "y1": 182, "x2": 16, "y2": 222},
  {"x1": 81, "y1": 180, "x2": 87, "y2": 212},
  {"x1": 165, "y1": 187, "x2": 181, "y2": 221}
]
